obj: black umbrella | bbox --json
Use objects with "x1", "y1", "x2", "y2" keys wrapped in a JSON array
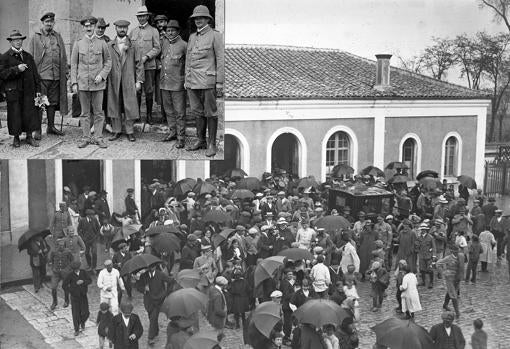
[
  {"x1": 231, "y1": 189, "x2": 255, "y2": 200},
  {"x1": 120, "y1": 254, "x2": 162, "y2": 276},
  {"x1": 360, "y1": 165, "x2": 385, "y2": 177},
  {"x1": 223, "y1": 168, "x2": 248, "y2": 179},
  {"x1": 151, "y1": 233, "x2": 181, "y2": 254},
  {"x1": 193, "y1": 179, "x2": 217, "y2": 195},
  {"x1": 18, "y1": 229, "x2": 51, "y2": 252},
  {"x1": 211, "y1": 228, "x2": 236, "y2": 248},
  {"x1": 331, "y1": 164, "x2": 355, "y2": 177},
  {"x1": 457, "y1": 175, "x2": 477, "y2": 189},
  {"x1": 416, "y1": 170, "x2": 439, "y2": 181},
  {"x1": 385, "y1": 161, "x2": 409, "y2": 170},
  {"x1": 173, "y1": 178, "x2": 197, "y2": 197}
]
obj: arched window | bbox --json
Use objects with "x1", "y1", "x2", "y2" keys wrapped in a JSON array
[
  {"x1": 402, "y1": 138, "x2": 417, "y2": 178},
  {"x1": 325, "y1": 131, "x2": 351, "y2": 175},
  {"x1": 444, "y1": 136, "x2": 458, "y2": 177}
]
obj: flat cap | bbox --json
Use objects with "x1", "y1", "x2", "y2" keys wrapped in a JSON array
[
  {"x1": 154, "y1": 14, "x2": 168, "y2": 22},
  {"x1": 113, "y1": 19, "x2": 131, "y2": 27},
  {"x1": 80, "y1": 16, "x2": 98, "y2": 26},
  {"x1": 88, "y1": 191, "x2": 97, "y2": 196},
  {"x1": 40, "y1": 12, "x2": 55, "y2": 22}
]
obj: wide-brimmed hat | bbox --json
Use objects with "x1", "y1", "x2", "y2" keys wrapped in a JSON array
[
  {"x1": 96, "y1": 17, "x2": 109, "y2": 28},
  {"x1": 190, "y1": 5, "x2": 213, "y2": 20},
  {"x1": 154, "y1": 14, "x2": 168, "y2": 22},
  {"x1": 6, "y1": 30, "x2": 26, "y2": 41},
  {"x1": 136, "y1": 5, "x2": 150, "y2": 16},
  {"x1": 80, "y1": 16, "x2": 98, "y2": 26},
  {"x1": 40, "y1": 12, "x2": 55, "y2": 22}
]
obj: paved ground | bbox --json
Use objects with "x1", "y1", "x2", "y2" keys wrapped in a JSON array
[{"x1": 1, "y1": 257, "x2": 509, "y2": 349}]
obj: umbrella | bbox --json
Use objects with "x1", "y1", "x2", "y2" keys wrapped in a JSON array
[
  {"x1": 416, "y1": 170, "x2": 439, "y2": 181},
  {"x1": 419, "y1": 177, "x2": 442, "y2": 190},
  {"x1": 360, "y1": 165, "x2": 385, "y2": 177},
  {"x1": 183, "y1": 331, "x2": 218, "y2": 349},
  {"x1": 18, "y1": 229, "x2": 51, "y2": 252},
  {"x1": 145, "y1": 225, "x2": 178, "y2": 237},
  {"x1": 251, "y1": 301, "x2": 283, "y2": 338},
  {"x1": 254, "y1": 256, "x2": 286, "y2": 288},
  {"x1": 294, "y1": 299, "x2": 350, "y2": 328},
  {"x1": 385, "y1": 161, "x2": 409, "y2": 170},
  {"x1": 211, "y1": 228, "x2": 235, "y2": 248},
  {"x1": 388, "y1": 174, "x2": 409, "y2": 184},
  {"x1": 120, "y1": 253, "x2": 162, "y2": 276},
  {"x1": 331, "y1": 164, "x2": 355, "y2": 177},
  {"x1": 237, "y1": 177, "x2": 262, "y2": 190},
  {"x1": 162, "y1": 288, "x2": 207, "y2": 319},
  {"x1": 193, "y1": 179, "x2": 217, "y2": 195},
  {"x1": 175, "y1": 269, "x2": 201, "y2": 289},
  {"x1": 223, "y1": 168, "x2": 248, "y2": 179},
  {"x1": 203, "y1": 210, "x2": 232, "y2": 224},
  {"x1": 314, "y1": 215, "x2": 351, "y2": 232},
  {"x1": 231, "y1": 189, "x2": 255, "y2": 200},
  {"x1": 457, "y1": 175, "x2": 477, "y2": 189},
  {"x1": 297, "y1": 176, "x2": 319, "y2": 189},
  {"x1": 277, "y1": 247, "x2": 313, "y2": 261},
  {"x1": 371, "y1": 318, "x2": 434, "y2": 349},
  {"x1": 110, "y1": 228, "x2": 127, "y2": 250},
  {"x1": 173, "y1": 178, "x2": 197, "y2": 197},
  {"x1": 151, "y1": 233, "x2": 181, "y2": 254},
  {"x1": 122, "y1": 223, "x2": 142, "y2": 236}
]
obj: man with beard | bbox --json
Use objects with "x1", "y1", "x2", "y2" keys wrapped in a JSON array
[
  {"x1": 63, "y1": 260, "x2": 91, "y2": 336},
  {"x1": 71, "y1": 16, "x2": 112, "y2": 149},
  {"x1": 160, "y1": 20, "x2": 187, "y2": 147},
  {"x1": 185, "y1": 5, "x2": 224, "y2": 157},
  {"x1": 27, "y1": 12, "x2": 67, "y2": 139},
  {"x1": 107, "y1": 19, "x2": 143, "y2": 142}
]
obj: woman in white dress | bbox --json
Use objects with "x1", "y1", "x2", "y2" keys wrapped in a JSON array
[
  {"x1": 399, "y1": 264, "x2": 422, "y2": 319},
  {"x1": 479, "y1": 230, "x2": 496, "y2": 272}
]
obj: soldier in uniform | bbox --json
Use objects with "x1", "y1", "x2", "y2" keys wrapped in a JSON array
[
  {"x1": 48, "y1": 239, "x2": 74, "y2": 310},
  {"x1": 436, "y1": 244, "x2": 465, "y2": 319},
  {"x1": 71, "y1": 16, "x2": 112, "y2": 149},
  {"x1": 125, "y1": 188, "x2": 140, "y2": 222},
  {"x1": 154, "y1": 14, "x2": 168, "y2": 124},
  {"x1": 415, "y1": 223, "x2": 437, "y2": 289},
  {"x1": 129, "y1": 5, "x2": 161, "y2": 125},
  {"x1": 27, "y1": 12, "x2": 67, "y2": 139},
  {"x1": 50, "y1": 202, "x2": 73, "y2": 240},
  {"x1": 63, "y1": 226, "x2": 86, "y2": 262},
  {"x1": 185, "y1": 5, "x2": 224, "y2": 157},
  {"x1": 160, "y1": 20, "x2": 187, "y2": 147},
  {"x1": 95, "y1": 17, "x2": 112, "y2": 132}
]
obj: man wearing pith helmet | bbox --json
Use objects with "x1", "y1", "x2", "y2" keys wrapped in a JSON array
[{"x1": 185, "y1": 4, "x2": 224, "y2": 157}]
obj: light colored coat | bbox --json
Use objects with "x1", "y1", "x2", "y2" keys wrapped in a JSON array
[
  {"x1": 128, "y1": 23, "x2": 160, "y2": 70},
  {"x1": 160, "y1": 36, "x2": 186, "y2": 91},
  {"x1": 106, "y1": 36, "x2": 144, "y2": 120},
  {"x1": 340, "y1": 241, "x2": 360, "y2": 273},
  {"x1": 478, "y1": 230, "x2": 496, "y2": 264},
  {"x1": 70, "y1": 35, "x2": 112, "y2": 91},
  {"x1": 400, "y1": 272, "x2": 422, "y2": 313}
]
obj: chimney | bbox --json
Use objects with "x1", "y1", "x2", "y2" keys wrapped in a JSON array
[{"x1": 374, "y1": 54, "x2": 392, "y2": 90}]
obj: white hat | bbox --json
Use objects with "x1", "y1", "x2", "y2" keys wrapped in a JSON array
[
  {"x1": 256, "y1": 193, "x2": 264, "y2": 198},
  {"x1": 277, "y1": 191, "x2": 285, "y2": 196},
  {"x1": 63, "y1": 186, "x2": 71, "y2": 192},
  {"x1": 261, "y1": 225, "x2": 270, "y2": 232},
  {"x1": 385, "y1": 215, "x2": 394, "y2": 220},
  {"x1": 419, "y1": 223, "x2": 429, "y2": 230},
  {"x1": 303, "y1": 187, "x2": 312, "y2": 194},
  {"x1": 136, "y1": 5, "x2": 150, "y2": 16},
  {"x1": 438, "y1": 196, "x2": 448, "y2": 204},
  {"x1": 276, "y1": 217, "x2": 287, "y2": 225},
  {"x1": 270, "y1": 290, "x2": 283, "y2": 298}
]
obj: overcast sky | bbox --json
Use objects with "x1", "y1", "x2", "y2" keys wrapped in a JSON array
[{"x1": 225, "y1": 0, "x2": 506, "y2": 85}]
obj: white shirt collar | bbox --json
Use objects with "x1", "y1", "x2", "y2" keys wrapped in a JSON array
[
  {"x1": 122, "y1": 315, "x2": 130, "y2": 326},
  {"x1": 11, "y1": 47, "x2": 23, "y2": 53}
]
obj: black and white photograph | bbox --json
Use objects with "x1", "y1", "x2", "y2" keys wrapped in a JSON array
[
  {"x1": 2, "y1": 0, "x2": 510, "y2": 348},
  {"x1": 0, "y1": 0, "x2": 224, "y2": 159}
]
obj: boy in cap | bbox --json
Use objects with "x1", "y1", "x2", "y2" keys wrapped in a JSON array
[
  {"x1": 27, "y1": 11, "x2": 67, "y2": 139},
  {"x1": 71, "y1": 16, "x2": 112, "y2": 149},
  {"x1": 63, "y1": 260, "x2": 92, "y2": 336},
  {"x1": 207, "y1": 276, "x2": 229, "y2": 334}
]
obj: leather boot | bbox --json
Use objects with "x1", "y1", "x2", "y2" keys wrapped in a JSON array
[
  {"x1": 46, "y1": 106, "x2": 64, "y2": 135},
  {"x1": 13, "y1": 135, "x2": 21, "y2": 147},
  {"x1": 50, "y1": 289, "x2": 57, "y2": 310},
  {"x1": 428, "y1": 272, "x2": 434, "y2": 289},
  {"x1": 146, "y1": 94, "x2": 153, "y2": 125},
  {"x1": 26, "y1": 134, "x2": 40, "y2": 147},
  {"x1": 33, "y1": 129, "x2": 42, "y2": 140},
  {"x1": 135, "y1": 92, "x2": 142, "y2": 122},
  {"x1": 187, "y1": 117, "x2": 207, "y2": 151},
  {"x1": 205, "y1": 117, "x2": 218, "y2": 157}
]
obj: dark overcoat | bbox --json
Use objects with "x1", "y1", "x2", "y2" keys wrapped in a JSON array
[
  {"x1": 107, "y1": 36, "x2": 144, "y2": 120},
  {"x1": 108, "y1": 313, "x2": 144, "y2": 349},
  {"x1": 0, "y1": 48, "x2": 41, "y2": 135}
]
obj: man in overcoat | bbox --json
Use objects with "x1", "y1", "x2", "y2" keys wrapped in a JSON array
[
  {"x1": 125, "y1": 188, "x2": 140, "y2": 222},
  {"x1": 415, "y1": 223, "x2": 436, "y2": 288},
  {"x1": 129, "y1": 6, "x2": 161, "y2": 125},
  {"x1": 27, "y1": 12, "x2": 67, "y2": 138},
  {"x1": 207, "y1": 276, "x2": 228, "y2": 335},
  {"x1": 77, "y1": 209, "x2": 100, "y2": 271},
  {"x1": 436, "y1": 245, "x2": 465, "y2": 319},
  {"x1": 429, "y1": 312, "x2": 466, "y2": 349},
  {"x1": 185, "y1": 5, "x2": 224, "y2": 157},
  {"x1": 27, "y1": 234, "x2": 50, "y2": 293},
  {"x1": 0, "y1": 30, "x2": 41, "y2": 147},
  {"x1": 71, "y1": 16, "x2": 112, "y2": 149},
  {"x1": 160, "y1": 20, "x2": 187, "y2": 147},
  {"x1": 109, "y1": 301, "x2": 144, "y2": 349},
  {"x1": 63, "y1": 260, "x2": 91, "y2": 336},
  {"x1": 107, "y1": 20, "x2": 144, "y2": 142}
]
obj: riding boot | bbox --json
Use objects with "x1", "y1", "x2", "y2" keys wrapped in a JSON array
[
  {"x1": 146, "y1": 94, "x2": 153, "y2": 125},
  {"x1": 46, "y1": 106, "x2": 64, "y2": 135},
  {"x1": 187, "y1": 117, "x2": 207, "y2": 151},
  {"x1": 205, "y1": 117, "x2": 218, "y2": 157}
]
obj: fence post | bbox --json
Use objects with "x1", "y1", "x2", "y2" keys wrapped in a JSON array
[{"x1": 484, "y1": 161, "x2": 488, "y2": 194}]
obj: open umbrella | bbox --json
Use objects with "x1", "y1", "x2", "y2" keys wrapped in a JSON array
[
  {"x1": 145, "y1": 225, "x2": 178, "y2": 237},
  {"x1": 457, "y1": 175, "x2": 477, "y2": 189},
  {"x1": 331, "y1": 164, "x2": 355, "y2": 177},
  {"x1": 162, "y1": 288, "x2": 207, "y2": 319},
  {"x1": 18, "y1": 229, "x2": 51, "y2": 252},
  {"x1": 120, "y1": 253, "x2": 162, "y2": 276},
  {"x1": 237, "y1": 177, "x2": 262, "y2": 190},
  {"x1": 254, "y1": 256, "x2": 286, "y2": 288},
  {"x1": 294, "y1": 299, "x2": 349, "y2": 328},
  {"x1": 388, "y1": 174, "x2": 409, "y2": 184},
  {"x1": 419, "y1": 177, "x2": 442, "y2": 190},
  {"x1": 385, "y1": 161, "x2": 409, "y2": 170},
  {"x1": 193, "y1": 179, "x2": 217, "y2": 195},
  {"x1": 110, "y1": 228, "x2": 127, "y2": 250},
  {"x1": 297, "y1": 176, "x2": 319, "y2": 189},
  {"x1": 360, "y1": 165, "x2": 385, "y2": 177},
  {"x1": 151, "y1": 233, "x2": 181, "y2": 254},
  {"x1": 371, "y1": 318, "x2": 434, "y2": 349},
  {"x1": 183, "y1": 331, "x2": 218, "y2": 349},
  {"x1": 223, "y1": 168, "x2": 248, "y2": 179},
  {"x1": 173, "y1": 178, "x2": 197, "y2": 197},
  {"x1": 175, "y1": 269, "x2": 201, "y2": 289},
  {"x1": 416, "y1": 170, "x2": 439, "y2": 181},
  {"x1": 211, "y1": 228, "x2": 235, "y2": 248},
  {"x1": 251, "y1": 301, "x2": 283, "y2": 338},
  {"x1": 203, "y1": 210, "x2": 232, "y2": 224},
  {"x1": 231, "y1": 189, "x2": 255, "y2": 200},
  {"x1": 122, "y1": 223, "x2": 142, "y2": 236},
  {"x1": 277, "y1": 247, "x2": 313, "y2": 261},
  {"x1": 314, "y1": 215, "x2": 351, "y2": 232}
]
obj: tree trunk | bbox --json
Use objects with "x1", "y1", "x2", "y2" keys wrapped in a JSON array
[
  {"x1": 499, "y1": 114, "x2": 504, "y2": 142},
  {"x1": 489, "y1": 102, "x2": 497, "y2": 142}
]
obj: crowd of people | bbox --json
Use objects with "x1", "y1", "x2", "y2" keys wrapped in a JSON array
[
  {"x1": 24, "y1": 170, "x2": 506, "y2": 349},
  {"x1": 0, "y1": 5, "x2": 223, "y2": 156}
]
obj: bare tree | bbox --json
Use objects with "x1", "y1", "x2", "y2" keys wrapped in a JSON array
[
  {"x1": 420, "y1": 37, "x2": 457, "y2": 80},
  {"x1": 480, "y1": 0, "x2": 510, "y2": 32},
  {"x1": 453, "y1": 33, "x2": 486, "y2": 89},
  {"x1": 396, "y1": 55, "x2": 424, "y2": 74}
]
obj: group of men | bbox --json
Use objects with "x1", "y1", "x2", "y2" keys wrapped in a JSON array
[{"x1": 0, "y1": 5, "x2": 223, "y2": 156}]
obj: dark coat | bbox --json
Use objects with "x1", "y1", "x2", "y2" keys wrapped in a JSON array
[
  {"x1": 77, "y1": 216, "x2": 100, "y2": 245},
  {"x1": 63, "y1": 269, "x2": 92, "y2": 297},
  {"x1": 300, "y1": 324, "x2": 326, "y2": 349},
  {"x1": 180, "y1": 243, "x2": 200, "y2": 270},
  {"x1": 125, "y1": 196, "x2": 138, "y2": 217},
  {"x1": 112, "y1": 251, "x2": 132, "y2": 270},
  {"x1": 95, "y1": 198, "x2": 111, "y2": 222},
  {"x1": 0, "y1": 48, "x2": 41, "y2": 135},
  {"x1": 257, "y1": 233, "x2": 273, "y2": 259},
  {"x1": 229, "y1": 277, "x2": 250, "y2": 314},
  {"x1": 136, "y1": 269, "x2": 172, "y2": 301},
  {"x1": 108, "y1": 313, "x2": 144, "y2": 349},
  {"x1": 290, "y1": 288, "x2": 316, "y2": 309},
  {"x1": 97, "y1": 310, "x2": 114, "y2": 337},
  {"x1": 280, "y1": 279, "x2": 295, "y2": 312},
  {"x1": 207, "y1": 286, "x2": 227, "y2": 329},
  {"x1": 429, "y1": 323, "x2": 465, "y2": 349},
  {"x1": 260, "y1": 203, "x2": 277, "y2": 217}
]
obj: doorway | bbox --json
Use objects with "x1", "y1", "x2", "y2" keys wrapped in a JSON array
[
  {"x1": 210, "y1": 134, "x2": 241, "y2": 177},
  {"x1": 62, "y1": 160, "x2": 102, "y2": 198},
  {"x1": 271, "y1": 133, "x2": 299, "y2": 177}
]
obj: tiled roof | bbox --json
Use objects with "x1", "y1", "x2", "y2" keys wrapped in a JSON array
[{"x1": 225, "y1": 45, "x2": 490, "y2": 100}]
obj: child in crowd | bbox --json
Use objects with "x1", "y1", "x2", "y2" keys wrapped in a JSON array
[
  {"x1": 100, "y1": 218, "x2": 115, "y2": 253},
  {"x1": 368, "y1": 261, "x2": 389, "y2": 312},
  {"x1": 343, "y1": 275, "x2": 360, "y2": 320},
  {"x1": 97, "y1": 302, "x2": 113, "y2": 348},
  {"x1": 344, "y1": 264, "x2": 358, "y2": 284},
  {"x1": 471, "y1": 318, "x2": 487, "y2": 349},
  {"x1": 270, "y1": 331, "x2": 284, "y2": 349},
  {"x1": 323, "y1": 324, "x2": 340, "y2": 349}
]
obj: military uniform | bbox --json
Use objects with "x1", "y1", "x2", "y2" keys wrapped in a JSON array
[
  {"x1": 415, "y1": 231, "x2": 436, "y2": 288},
  {"x1": 48, "y1": 247, "x2": 74, "y2": 307},
  {"x1": 50, "y1": 209, "x2": 72, "y2": 239}
]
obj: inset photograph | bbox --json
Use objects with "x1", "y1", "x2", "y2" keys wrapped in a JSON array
[{"x1": 0, "y1": 0, "x2": 224, "y2": 159}]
